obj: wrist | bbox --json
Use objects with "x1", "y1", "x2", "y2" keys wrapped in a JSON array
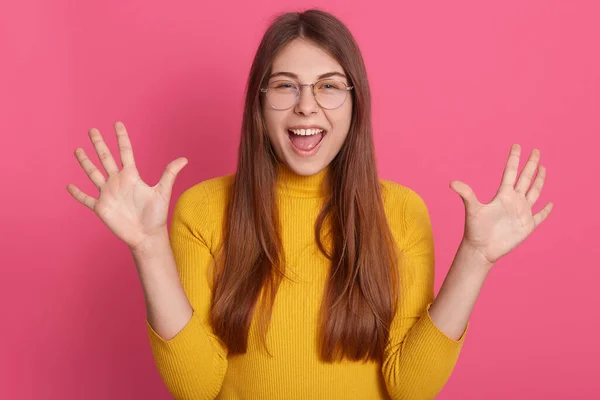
[
  {"x1": 457, "y1": 239, "x2": 495, "y2": 274},
  {"x1": 130, "y1": 228, "x2": 170, "y2": 260}
]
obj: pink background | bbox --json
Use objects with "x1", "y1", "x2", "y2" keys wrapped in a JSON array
[{"x1": 1, "y1": 0, "x2": 598, "y2": 398}]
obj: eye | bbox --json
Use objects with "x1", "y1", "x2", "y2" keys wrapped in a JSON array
[
  {"x1": 317, "y1": 80, "x2": 346, "y2": 91},
  {"x1": 270, "y1": 81, "x2": 298, "y2": 91}
]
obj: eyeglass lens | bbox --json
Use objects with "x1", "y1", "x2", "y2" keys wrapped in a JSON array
[{"x1": 265, "y1": 80, "x2": 350, "y2": 110}]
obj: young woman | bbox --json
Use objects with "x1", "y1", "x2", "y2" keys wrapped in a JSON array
[{"x1": 67, "y1": 9, "x2": 553, "y2": 400}]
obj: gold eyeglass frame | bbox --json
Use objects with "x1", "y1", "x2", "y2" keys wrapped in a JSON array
[{"x1": 260, "y1": 79, "x2": 354, "y2": 110}]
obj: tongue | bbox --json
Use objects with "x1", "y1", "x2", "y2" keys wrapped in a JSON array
[{"x1": 289, "y1": 131, "x2": 323, "y2": 150}]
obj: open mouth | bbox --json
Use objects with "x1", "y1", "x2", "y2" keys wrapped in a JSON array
[{"x1": 287, "y1": 128, "x2": 327, "y2": 151}]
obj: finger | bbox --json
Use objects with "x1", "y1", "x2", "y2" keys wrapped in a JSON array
[
  {"x1": 526, "y1": 165, "x2": 546, "y2": 206},
  {"x1": 88, "y1": 128, "x2": 120, "y2": 176},
  {"x1": 515, "y1": 148, "x2": 541, "y2": 194},
  {"x1": 156, "y1": 157, "x2": 188, "y2": 199},
  {"x1": 533, "y1": 202, "x2": 554, "y2": 229},
  {"x1": 66, "y1": 183, "x2": 97, "y2": 210},
  {"x1": 499, "y1": 144, "x2": 521, "y2": 188},
  {"x1": 114, "y1": 121, "x2": 136, "y2": 168},
  {"x1": 450, "y1": 180, "x2": 479, "y2": 208},
  {"x1": 74, "y1": 147, "x2": 106, "y2": 189}
]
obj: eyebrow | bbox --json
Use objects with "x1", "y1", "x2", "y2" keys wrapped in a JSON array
[{"x1": 269, "y1": 71, "x2": 347, "y2": 81}]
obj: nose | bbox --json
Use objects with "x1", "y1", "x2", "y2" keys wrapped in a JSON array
[{"x1": 294, "y1": 85, "x2": 318, "y2": 116}]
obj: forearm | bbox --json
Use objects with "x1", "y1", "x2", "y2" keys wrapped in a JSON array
[
  {"x1": 131, "y1": 228, "x2": 193, "y2": 340},
  {"x1": 428, "y1": 240, "x2": 493, "y2": 340},
  {"x1": 137, "y1": 227, "x2": 228, "y2": 399}
]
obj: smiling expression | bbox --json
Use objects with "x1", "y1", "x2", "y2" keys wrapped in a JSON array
[{"x1": 262, "y1": 38, "x2": 353, "y2": 176}]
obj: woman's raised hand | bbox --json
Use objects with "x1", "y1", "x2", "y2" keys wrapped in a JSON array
[
  {"x1": 66, "y1": 122, "x2": 188, "y2": 252},
  {"x1": 449, "y1": 144, "x2": 553, "y2": 267}
]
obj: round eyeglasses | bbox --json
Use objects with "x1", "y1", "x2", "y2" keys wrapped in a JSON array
[{"x1": 260, "y1": 79, "x2": 354, "y2": 110}]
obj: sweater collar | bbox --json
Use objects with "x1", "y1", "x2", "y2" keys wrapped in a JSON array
[{"x1": 275, "y1": 162, "x2": 330, "y2": 198}]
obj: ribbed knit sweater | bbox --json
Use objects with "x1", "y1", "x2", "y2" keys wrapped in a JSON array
[{"x1": 146, "y1": 162, "x2": 467, "y2": 399}]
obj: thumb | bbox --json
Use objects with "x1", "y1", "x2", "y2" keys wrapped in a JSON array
[
  {"x1": 449, "y1": 180, "x2": 478, "y2": 208},
  {"x1": 157, "y1": 157, "x2": 188, "y2": 199}
]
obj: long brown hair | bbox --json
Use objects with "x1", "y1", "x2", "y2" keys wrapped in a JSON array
[{"x1": 210, "y1": 9, "x2": 400, "y2": 363}]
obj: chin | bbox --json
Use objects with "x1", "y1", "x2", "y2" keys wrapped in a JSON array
[{"x1": 282, "y1": 156, "x2": 330, "y2": 176}]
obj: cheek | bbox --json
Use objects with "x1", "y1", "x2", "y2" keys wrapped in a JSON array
[
  {"x1": 263, "y1": 108, "x2": 284, "y2": 130},
  {"x1": 263, "y1": 110, "x2": 289, "y2": 150},
  {"x1": 262, "y1": 109, "x2": 278, "y2": 139},
  {"x1": 332, "y1": 105, "x2": 352, "y2": 134},
  {"x1": 331, "y1": 108, "x2": 352, "y2": 147}
]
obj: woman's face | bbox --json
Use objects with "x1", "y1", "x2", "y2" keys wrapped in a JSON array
[{"x1": 262, "y1": 38, "x2": 353, "y2": 176}]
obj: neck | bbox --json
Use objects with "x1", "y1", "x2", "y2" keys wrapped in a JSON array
[{"x1": 275, "y1": 162, "x2": 330, "y2": 198}]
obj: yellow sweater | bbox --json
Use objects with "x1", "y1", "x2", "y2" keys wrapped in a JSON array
[{"x1": 146, "y1": 162, "x2": 467, "y2": 400}]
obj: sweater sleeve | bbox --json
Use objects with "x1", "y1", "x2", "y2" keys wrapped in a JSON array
[
  {"x1": 382, "y1": 187, "x2": 468, "y2": 400},
  {"x1": 146, "y1": 184, "x2": 228, "y2": 400}
]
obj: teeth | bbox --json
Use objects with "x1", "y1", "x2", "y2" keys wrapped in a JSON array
[{"x1": 289, "y1": 128, "x2": 324, "y2": 136}]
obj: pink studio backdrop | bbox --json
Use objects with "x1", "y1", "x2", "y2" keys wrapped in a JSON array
[{"x1": 1, "y1": 0, "x2": 598, "y2": 399}]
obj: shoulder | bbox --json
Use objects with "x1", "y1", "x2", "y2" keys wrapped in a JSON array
[
  {"x1": 171, "y1": 173, "x2": 235, "y2": 232},
  {"x1": 380, "y1": 179, "x2": 430, "y2": 218},
  {"x1": 379, "y1": 179, "x2": 433, "y2": 245},
  {"x1": 176, "y1": 173, "x2": 234, "y2": 206}
]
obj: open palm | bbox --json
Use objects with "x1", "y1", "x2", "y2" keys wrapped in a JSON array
[
  {"x1": 66, "y1": 122, "x2": 188, "y2": 250},
  {"x1": 450, "y1": 144, "x2": 554, "y2": 266}
]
